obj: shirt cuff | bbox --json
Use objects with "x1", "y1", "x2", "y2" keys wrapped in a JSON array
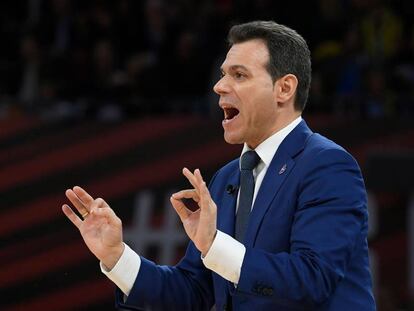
[
  {"x1": 100, "y1": 243, "x2": 141, "y2": 296},
  {"x1": 202, "y1": 230, "x2": 246, "y2": 284}
]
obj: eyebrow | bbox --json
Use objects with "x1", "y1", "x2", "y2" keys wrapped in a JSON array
[{"x1": 221, "y1": 65, "x2": 250, "y2": 73}]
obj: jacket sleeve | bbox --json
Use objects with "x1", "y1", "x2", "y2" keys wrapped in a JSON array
[
  {"x1": 234, "y1": 148, "x2": 367, "y2": 308},
  {"x1": 115, "y1": 172, "x2": 220, "y2": 311},
  {"x1": 116, "y1": 241, "x2": 214, "y2": 311}
]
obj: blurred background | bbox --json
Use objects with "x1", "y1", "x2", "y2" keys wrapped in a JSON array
[{"x1": 0, "y1": 0, "x2": 413, "y2": 310}]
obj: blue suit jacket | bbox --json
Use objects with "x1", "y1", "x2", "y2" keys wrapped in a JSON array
[{"x1": 116, "y1": 120, "x2": 375, "y2": 310}]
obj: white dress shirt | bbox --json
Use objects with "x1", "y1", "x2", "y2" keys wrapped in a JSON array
[{"x1": 101, "y1": 116, "x2": 303, "y2": 294}]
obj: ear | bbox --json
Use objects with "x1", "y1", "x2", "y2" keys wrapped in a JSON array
[{"x1": 273, "y1": 74, "x2": 298, "y2": 106}]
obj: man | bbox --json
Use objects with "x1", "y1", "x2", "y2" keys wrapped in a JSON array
[{"x1": 62, "y1": 21, "x2": 375, "y2": 310}]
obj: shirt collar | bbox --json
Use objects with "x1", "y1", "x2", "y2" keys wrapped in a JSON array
[{"x1": 240, "y1": 116, "x2": 302, "y2": 168}]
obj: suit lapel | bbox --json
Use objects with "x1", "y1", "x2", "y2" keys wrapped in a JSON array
[
  {"x1": 243, "y1": 120, "x2": 313, "y2": 247},
  {"x1": 243, "y1": 151, "x2": 294, "y2": 247},
  {"x1": 217, "y1": 169, "x2": 240, "y2": 237}
]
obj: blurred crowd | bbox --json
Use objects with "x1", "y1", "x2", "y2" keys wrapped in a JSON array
[{"x1": 0, "y1": 0, "x2": 413, "y2": 120}]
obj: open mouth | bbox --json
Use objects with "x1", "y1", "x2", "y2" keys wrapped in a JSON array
[{"x1": 223, "y1": 107, "x2": 240, "y2": 121}]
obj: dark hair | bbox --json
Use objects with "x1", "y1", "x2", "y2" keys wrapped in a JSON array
[{"x1": 228, "y1": 21, "x2": 311, "y2": 111}]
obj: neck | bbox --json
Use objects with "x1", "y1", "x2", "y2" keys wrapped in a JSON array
[{"x1": 247, "y1": 113, "x2": 301, "y2": 149}]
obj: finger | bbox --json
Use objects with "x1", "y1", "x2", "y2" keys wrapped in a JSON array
[
  {"x1": 194, "y1": 169, "x2": 212, "y2": 208},
  {"x1": 182, "y1": 167, "x2": 200, "y2": 191},
  {"x1": 90, "y1": 205, "x2": 120, "y2": 226},
  {"x1": 199, "y1": 180, "x2": 213, "y2": 205},
  {"x1": 197, "y1": 173, "x2": 216, "y2": 216},
  {"x1": 65, "y1": 189, "x2": 89, "y2": 214},
  {"x1": 170, "y1": 196, "x2": 192, "y2": 220},
  {"x1": 73, "y1": 186, "x2": 94, "y2": 207},
  {"x1": 91, "y1": 197, "x2": 110, "y2": 209},
  {"x1": 62, "y1": 204, "x2": 83, "y2": 229},
  {"x1": 194, "y1": 169, "x2": 205, "y2": 187},
  {"x1": 196, "y1": 169, "x2": 210, "y2": 198},
  {"x1": 171, "y1": 189, "x2": 200, "y2": 202},
  {"x1": 197, "y1": 180, "x2": 209, "y2": 210}
]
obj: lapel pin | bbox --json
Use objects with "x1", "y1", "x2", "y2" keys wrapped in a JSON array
[{"x1": 278, "y1": 164, "x2": 287, "y2": 175}]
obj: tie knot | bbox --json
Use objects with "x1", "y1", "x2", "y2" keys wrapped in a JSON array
[{"x1": 241, "y1": 150, "x2": 260, "y2": 171}]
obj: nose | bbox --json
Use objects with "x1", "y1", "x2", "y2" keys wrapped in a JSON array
[{"x1": 213, "y1": 75, "x2": 230, "y2": 95}]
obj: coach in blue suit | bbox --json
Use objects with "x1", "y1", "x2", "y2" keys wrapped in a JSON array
[{"x1": 63, "y1": 21, "x2": 375, "y2": 310}]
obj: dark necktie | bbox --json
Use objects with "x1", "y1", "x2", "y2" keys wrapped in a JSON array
[{"x1": 235, "y1": 150, "x2": 261, "y2": 242}]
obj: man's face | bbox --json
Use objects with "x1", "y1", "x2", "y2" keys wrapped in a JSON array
[{"x1": 214, "y1": 39, "x2": 280, "y2": 148}]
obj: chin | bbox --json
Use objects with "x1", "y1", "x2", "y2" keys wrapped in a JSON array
[{"x1": 223, "y1": 133, "x2": 244, "y2": 145}]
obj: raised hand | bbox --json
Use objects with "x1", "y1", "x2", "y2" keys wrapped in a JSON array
[
  {"x1": 170, "y1": 168, "x2": 217, "y2": 256},
  {"x1": 62, "y1": 186, "x2": 124, "y2": 270}
]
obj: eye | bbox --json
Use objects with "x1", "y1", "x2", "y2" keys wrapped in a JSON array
[{"x1": 234, "y1": 71, "x2": 246, "y2": 80}]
